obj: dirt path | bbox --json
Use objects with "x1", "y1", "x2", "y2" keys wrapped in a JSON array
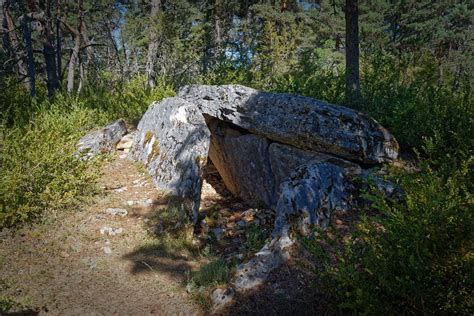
[{"x1": 0, "y1": 155, "x2": 203, "y2": 315}]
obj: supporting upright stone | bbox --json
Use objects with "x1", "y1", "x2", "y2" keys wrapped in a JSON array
[{"x1": 129, "y1": 97, "x2": 210, "y2": 222}]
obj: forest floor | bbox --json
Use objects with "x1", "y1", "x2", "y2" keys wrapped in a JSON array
[{"x1": 0, "y1": 153, "x2": 334, "y2": 315}]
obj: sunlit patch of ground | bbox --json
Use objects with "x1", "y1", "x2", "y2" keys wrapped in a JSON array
[{"x1": 0, "y1": 155, "x2": 202, "y2": 315}]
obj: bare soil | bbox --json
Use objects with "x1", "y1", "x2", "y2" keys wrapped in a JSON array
[{"x1": 0, "y1": 155, "x2": 203, "y2": 315}]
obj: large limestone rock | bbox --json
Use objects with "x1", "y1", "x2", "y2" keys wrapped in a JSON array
[
  {"x1": 268, "y1": 142, "x2": 361, "y2": 189},
  {"x1": 273, "y1": 162, "x2": 351, "y2": 236},
  {"x1": 207, "y1": 120, "x2": 359, "y2": 211},
  {"x1": 178, "y1": 84, "x2": 399, "y2": 164},
  {"x1": 208, "y1": 120, "x2": 275, "y2": 207},
  {"x1": 76, "y1": 119, "x2": 127, "y2": 159},
  {"x1": 129, "y1": 97, "x2": 210, "y2": 222}
]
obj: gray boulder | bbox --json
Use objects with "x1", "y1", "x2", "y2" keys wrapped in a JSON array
[
  {"x1": 178, "y1": 84, "x2": 399, "y2": 164},
  {"x1": 76, "y1": 119, "x2": 127, "y2": 159},
  {"x1": 273, "y1": 162, "x2": 351, "y2": 236},
  {"x1": 129, "y1": 97, "x2": 210, "y2": 222},
  {"x1": 234, "y1": 236, "x2": 293, "y2": 290},
  {"x1": 269, "y1": 142, "x2": 361, "y2": 190},
  {"x1": 208, "y1": 120, "x2": 275, "y2": 207},
  {"x1": 207, "y1": 121, "x2": 359, "y2": 211}
]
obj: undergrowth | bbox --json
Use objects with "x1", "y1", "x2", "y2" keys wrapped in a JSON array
[
  {"x1": 303, "y1": 159, "x2": 473, "y2": 314},
  {"x1": 0, "y1": 76, "x2": 174, "y2": 228}
]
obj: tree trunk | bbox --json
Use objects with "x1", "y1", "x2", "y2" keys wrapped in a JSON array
[
  {"x1": 26, "y1": 0, "x2": 59, "y2": 97},
  {"x1": 66, "y1": 0, "x2": 83, "y2": 94},
  {"x1": 56, "y1": 0, "x2": 62, "y2": 83},
  {"x1": 213, "y1": 2, "x2": 223, "y2": 65},
  {"x1": 0, "y1": 0, "x2": 6, "y2": 51},
  {"x1": 44, "y1": 41, "x2": 59, "y2": 97},
  {"x1": 145, "y1": 0, "x2": 161, "y2": 88},
  {"x1": 67, "y1": 31, "x2": 81, "y2": 93},
  {"x1": 345, "y1": 0, "x2": 360, "y2": 108},
  {"x1": 81, "y1": 20, "x2": 95, "y2": 79},
  {"x1": 21, "y1": 13, "x2": 36, "y2": 96},
  {"x1": 3, "y1": 1, "x2": 30, "y2": 91}
]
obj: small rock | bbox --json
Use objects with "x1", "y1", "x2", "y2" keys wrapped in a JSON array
[
  {"x1": 137, "y1": 199, "x2": 153, "y2": 207},
  {"x1": 211, "y1": 228, "x2": 224, "y2": 241},
  {"x1": 114, "y1": 186, "x2": 127, "y2": 193},
  {"x1": 111, "y1": 227, "x2": 123, "y2": 235},
  {"x1": 100, "y1": 226, "x2": 109, "y2": 235},
  {"x1": 76, "y1": 119, "x2": 127, "y2": 160},
  {"x1": 119, "y1": 153, "x2": 127, "y2": 159},
  {"x1": 100, "y1": 226, "x2": 124, "y2": 236},
  {"x1": 103, "y1": 246, "x2": 112, "y2": 254},
  {"x1": 211, "y1": 288, "x2": 235, "y2": 310},
  {"x1": 105, "y1": 208, "x2": 128, "y2": 217},
  {"x1": 127, "y1": 201, "x2": 134, "y2": 206},
  {"x1": 116, "y1": 133, "x2": 135, "y2": 150}
]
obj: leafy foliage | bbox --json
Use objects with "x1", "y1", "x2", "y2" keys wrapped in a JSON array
[
  {"x1": 304, "y1": 159, "x2": 473, "y2": 314},
  {"x1": 0, "y1": 76, "x2": 173, "y2": 228}
]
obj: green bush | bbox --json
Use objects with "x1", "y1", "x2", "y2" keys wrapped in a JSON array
[
  {"x1": 304, "y1": 159, "x2": 473, "y2": 314},
  {"x1": 0, "y1": 76, "x2": 174, "y2": 228},
  {"x1": 361, "y1": 54, "x2": 473, "y2": 164},
  {"x1": 78, "y1": 74, "x2": 175, "y2": 123},
  {"x1": 0, "y1": 103, "x2": 104, "y2": 227}
]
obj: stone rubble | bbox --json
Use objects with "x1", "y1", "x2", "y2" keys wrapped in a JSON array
[
  {"x1": 105, "y1": 208, "x2": 128, "y2": 217},
  {"x1": 100, "y1": 226, "x2": 124, "y2": 236}
]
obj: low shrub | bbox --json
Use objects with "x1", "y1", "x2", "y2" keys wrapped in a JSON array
[
  {"x1": 0, "y1": 104, "x2": 104, "y2": 227},
  {"x1": 0, "y1": 76, "x2": 174, "y2": 228},
  {"x1": 304, "y1": 158, "x2": 473, "y2": 314}
]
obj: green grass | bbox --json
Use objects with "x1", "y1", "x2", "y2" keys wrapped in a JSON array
[
  {"x1": 243, "y1": 224, "x2": 268, "y2": 254},
  {"x1": 190, "y1": 258, "x2": 229, "y2": 288}
]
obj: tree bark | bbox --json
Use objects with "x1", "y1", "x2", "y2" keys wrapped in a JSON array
[
  {"x1": 26, "y1": 0, "x2": 60, "y2": 97},
  {"x1": 0, "y1": 0, "x2": 6, "y2": 51},
  {"x1": 3, "y1": 1, "x2": 32, "y2": 91},
  {"x1": 145, "y1": 0, "x2": 161, "y2": 88},
  {"x1": 345, "y1": 0, "x2": 360, "y2": 108},
  {"x1": 55, "y1": 0, "x2": 62, "y2": 82},
  {"x1": 64, "y1": 0, "x2": 83, "y2": 94},
  {"x1": 21, "y1": 13, "x2": 36, "y2": 96}
]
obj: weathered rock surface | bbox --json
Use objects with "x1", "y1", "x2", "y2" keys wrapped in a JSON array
[
  {"x1": 269, "y1": 143, "x2": 361, "y2": 190},
  {"x1": 116, "y1": 132, "x2": 136, "y2": 151},
  {"x1": 211, "y1": 288, "x2": 235, "y2": 311},
  {"x1": 129, "y1": 97, "x2": 210, "y2": 222},
  {"x1": 234, "y1": 236, "x2": 293, "y2": 290},
  {"x1": 208, "y1": 120, "x2": 275, "y2": 207},
  {"x1": 207, "y1": 121, "x2": 359, "y2": 213},
  {"x1": 178, "y1": 84, "x2": 399, "y2": 164},
  {"x1": 273, "y1": 162, "x2": 351, "y2": 236},
  {"x1": 76, "y1": 119, "x2": 127, "y2": 159}
]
